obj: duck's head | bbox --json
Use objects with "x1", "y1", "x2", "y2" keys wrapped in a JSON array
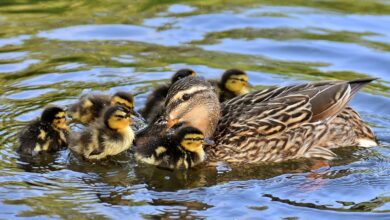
[
  {"x1": 165, "y1": 76, "x2": 220, "y2": 138},
  {"x1": 104, "y1": 105, "x2": 132, "y2": 132},
  {"x1": 174, "y1": 125, "x2": 205, "y2": 153},
  {"x1": 221, "y1": 69, "x2": 249, "y2": 95},
  {"x1": 111, "y1": 91, "x2": 134, "y2": 110},
  {"x1": 171, "y1": 68, "x2": 197, "y2": 84},
  {"x1": 41, "y1": 106, "x2": 68, "y2": 130}
]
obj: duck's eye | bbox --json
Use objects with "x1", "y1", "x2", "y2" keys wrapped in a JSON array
[{"x1": 182, "y1": 94, "x2": 191, "y2": 101}]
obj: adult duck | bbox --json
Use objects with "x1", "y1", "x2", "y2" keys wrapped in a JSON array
[{"x1": 162, "y1": 76, "x2": 377, "y2": 163}]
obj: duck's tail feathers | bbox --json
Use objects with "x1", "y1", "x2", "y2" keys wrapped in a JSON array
[{"x1": 348, "y1": 78, "x2": 377, "y2": 96}]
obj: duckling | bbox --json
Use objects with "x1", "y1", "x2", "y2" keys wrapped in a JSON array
[
  {"x1": 209, "y1": 69, "x2": 250, "y2": 102},
  {"x1": 162, "y1": 76, "x2": 377, "y2": 163},
  {"x1": 140, "y1": 68, "x2": 196, "y2": 123},
  {"x1": 17, "y1": 106, "x2": 69, "y2": 156},
  {"x1": 68, "y1": 91, "x2": 134, "y2": 125},
  {"x1": 135, "y1": 124, "x2": 205, "y2": 169},
  {"x1": 69, "y1": 105, "x2": 134, "y2": 160}
]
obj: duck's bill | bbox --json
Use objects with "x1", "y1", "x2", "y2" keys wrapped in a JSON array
[
  {"x1": 167, "y1": 117, "x2": 178, "y2": 128},
  {"x1": 239, "y1": 86, "x2": 250, "y2": 95}
]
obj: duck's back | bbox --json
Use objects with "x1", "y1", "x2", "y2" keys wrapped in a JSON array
[
  {"x1": 18, "y1": 119, "x2": 43, "y2": 155},
  {"x1": 207, "y1": 79, "x2": 377, "y2": 163},
  {"x1": 69, "y1": 94, "x2": 111, "y2": 124},
  {"x1": 18, "y1": 120, "x2": 67, "y2": 155}
]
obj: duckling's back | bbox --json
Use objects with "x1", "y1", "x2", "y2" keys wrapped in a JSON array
[
  {"x1": 140, "y1": 85, "x2": 170, "y2": 123},
  {"x1": 17, "y1": 119, "x2": 67, "y2": 155},
  {"x1": 68, "y1": 94, "x2": 111, "y2": 124}
]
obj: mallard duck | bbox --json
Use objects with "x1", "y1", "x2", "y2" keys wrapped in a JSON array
[
  {"x1": 135, "y1": 123, "x2": 205, "y2": 169},
  {"x1": 68, "y1": 91, "x2": 134, "y2": 125},
  {"x1": 69, "y1": 105, "x2": 134, "y2": 160},
  {"x1": 140, "y1": 68, "x2": 196, "y2": 123},
  {"x1": 209, "y1": 69, "x2": 250, "y2": 102},
  {"x1": 17, "y1": 106, "x2": 69, "y2": 156},
  {"x1": 162, "y1": 76, "x2": 377, "y2": 163}
]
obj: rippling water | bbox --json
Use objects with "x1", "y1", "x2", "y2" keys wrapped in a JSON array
[{"x1": 0, "y1": 1, "x2": 389, "y2": 219}]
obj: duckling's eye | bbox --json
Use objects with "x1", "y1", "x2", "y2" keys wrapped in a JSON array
[{"x1": 182, "y1": 94, "x2": 191, "y2": 101}]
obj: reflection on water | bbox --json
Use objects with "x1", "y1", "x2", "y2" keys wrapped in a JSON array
[{"x1": 0, "y1": 0, "x2": 389, "y2": 219}]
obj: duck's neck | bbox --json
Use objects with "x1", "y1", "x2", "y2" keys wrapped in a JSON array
[{"x1": 185, "y1": 100, "x2": 221, "y2": 138}]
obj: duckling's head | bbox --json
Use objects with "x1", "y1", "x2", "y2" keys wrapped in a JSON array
[
  {"x1": 165, "y1": 76, "x2": 220, "y2": 138},
  {"x1": 171, "y1": 68, "x2": 197, "y2": 84},
  {"x1": 104, "y1": 105, "x2": 132, "y2": 131},
  {"x1": 41, "y1": 106, "x2": 68, "y2": 130},
  {"x1": 175, "y1": 126, "x2": 205, "y2": 153},
  {"x1": 221, "y1": 69, "x2": 249, "y2": 95},
  {"x1": 111, "y1": 91, "x2": 134, "y2": 110}
]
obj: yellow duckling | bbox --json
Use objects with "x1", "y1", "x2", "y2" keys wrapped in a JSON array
[
  {"x1": 69, "y1": 105, "x2": 134, "y2": 160},
  {"x1": 17, "y1": 106, "x2": 69, "y2": 156},
  {"x1": 68, "y1": 91, "x2": 134, "y2": 125},
  {"x1": 140, "y1": 68, "x2": 196, "y2": 123},
  {"x1": 210, "y1": 69, "x2": 250, "y2": 102},
  {"x1": 135, "y1": 124, "x2": 205, "y2": 169}
]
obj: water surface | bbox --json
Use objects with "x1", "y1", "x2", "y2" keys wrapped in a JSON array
[{"x1": 0, "y1": 0, "x2": 389, "y2": 219}]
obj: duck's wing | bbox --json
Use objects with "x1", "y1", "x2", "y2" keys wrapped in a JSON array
[
  {"x1": 211, "y1": 79, "x2": 375, "y2": 162},
  {"x1": 223, "y1": 78, "x2": 375, "y2": 108},
  {"x1": 219, "y1": 79, "x2": 374, "y2": 134}
]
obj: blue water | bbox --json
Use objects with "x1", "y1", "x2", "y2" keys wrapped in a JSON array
[{"x1": 0, "y1": 1, "x2": 389, "y2": 219}]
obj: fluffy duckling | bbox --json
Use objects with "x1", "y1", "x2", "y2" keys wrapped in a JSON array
[
  {"x1": 17, "y1": 106, "x2": 69, "y2": 156},
  {"x1": 163, "y1": 76, "x2": 377, "y2": 163},
  {"x1": 140, "y1": 68, "x2": 196, "y2": 123},
  {"x1": 68, "y1": 91, "x2": 134, "y2": 125},
  {"x1": 210, "y1": 69, "x2": 250, "y2": 102},
  {"x1": 135, "y1": 124, "x2": 205, "y2": 169},
  {"x1": 69, "y1": 105, "x2": 134, "y2": 160}
]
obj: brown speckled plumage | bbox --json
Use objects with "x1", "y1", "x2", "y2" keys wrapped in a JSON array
[
  {"x1": 164, "y1": 77, "x2": 377, "y2": 163},
  {"x1": 140, "y1": 69, "x2": 196, "y2": 123}
]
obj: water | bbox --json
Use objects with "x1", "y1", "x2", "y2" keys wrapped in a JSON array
[{"x1": 0, "y1": 0, "x2": 389, "y2": 219}]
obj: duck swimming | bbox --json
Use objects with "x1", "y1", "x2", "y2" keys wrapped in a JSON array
[
  {"x1": 140, "y1": 68, "x2": 196, "y2": 123},
  {"x1": 163, "y1": 76, "x2": 377, "y2": 163},
  {"x1": 68, "y1": 91, "x2": 134, "y2": 125},
  {"x1": 69, "y1": 105, "x2": 134, "y2": 160},
  {"x1": 17, "y1": 106, "x2": 69, "y2": 156},
  {"x1": 135, "y1": 123, "x2": 205, "y2": 169}
]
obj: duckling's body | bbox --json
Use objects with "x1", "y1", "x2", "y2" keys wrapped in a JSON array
[
  {"x1": 140, "y1": 69, "x2": 196, "y2": 123},
  {"x1": 140, "y1": 85, "x2": 169, "y2": 124},
  {"x1": 209, "y1": 69, "x2": 250, "y2": 102},
  {"x1": 17, "y1": 106, "x2": 69, "y2": 156},
  {"x1": 164, "y1": 76, "x2": 377, "y2": 163},
  {"x1": 69, "y1": 105, "x2": 134, "y2": 160},
  {"x1": 135, "y1": 125, "x2": 205, "y2": 169},
  {"x1": 68, "y1": 91, "x2": 134, "y2": 125}
]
